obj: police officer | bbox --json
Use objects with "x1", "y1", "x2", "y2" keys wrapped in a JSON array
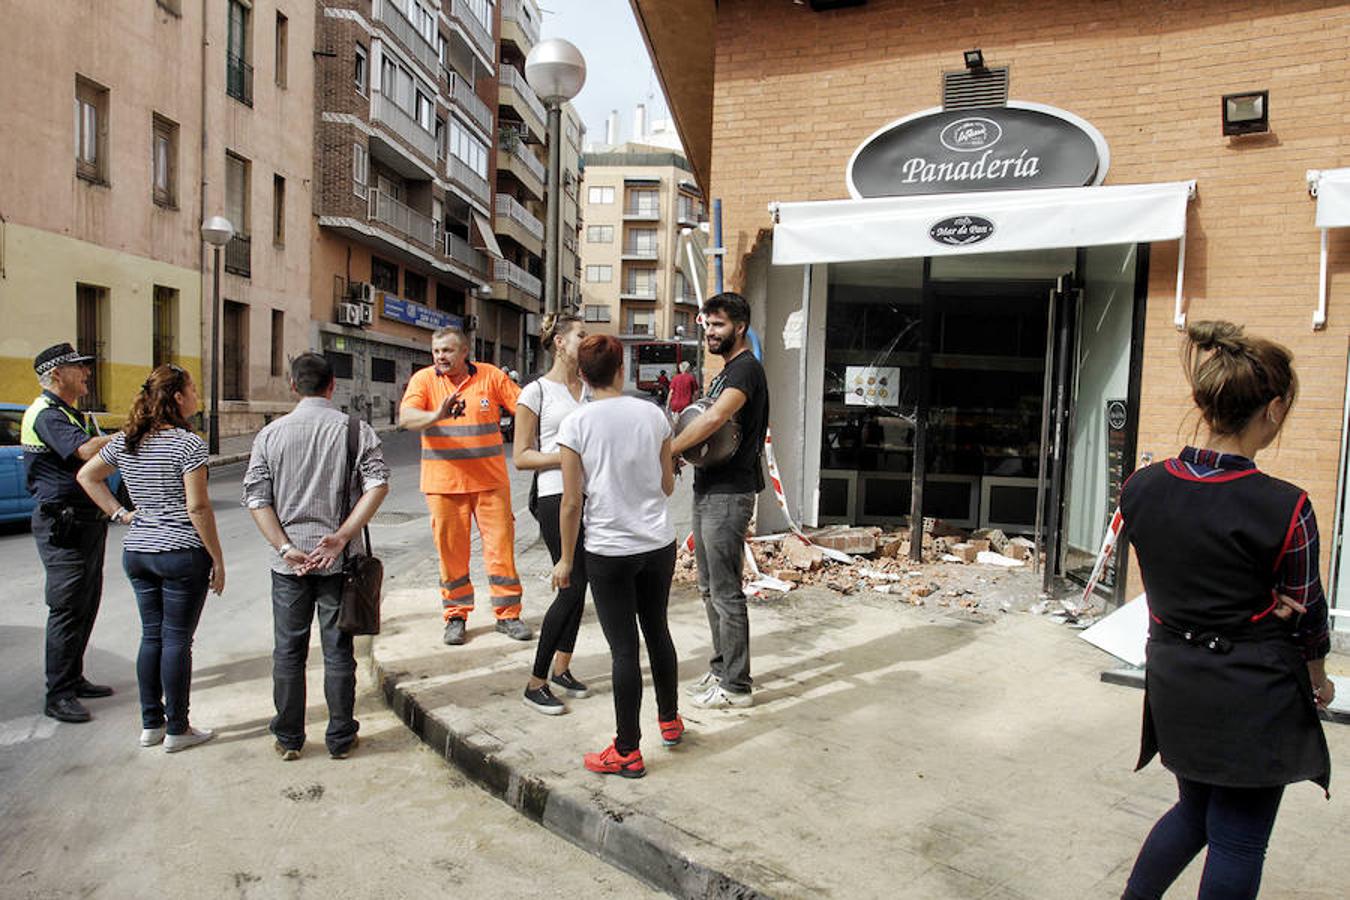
[{"x1": 22, "y1": 343, "x2": 117, "y2": 723}]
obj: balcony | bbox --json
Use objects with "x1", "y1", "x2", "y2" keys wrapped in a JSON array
[
  {"x1": 677, "y1": 203, "x2": 702, "y2": 227},
  {"x1": 619, "y1": 284, "x2": 658, "y2": 301},
  {"x1": 224, "y1": 233, "x2": 251, "y2": 277},
  {"x1": 674, "y1": 289, "x2": 700, "y2": 306},
  {"x1": 494, "y1": 194, "x2": 544, "y2": 255},
  {"x1": 444, "y1": 231, "x2": 487, "y2": 277},
  {"x1": 497, "y1": 133, "x2": 545, "y2": 200},
  {"x1": 376, "y1": 0, "x2": 440, "y2": 75},
  {"x1": 621, "y1": 244, "x2": 659, "y2": 261},
  {"x1": 501, "y1": 0, "x2": 539, "y2": 49},
  {"x1": 226, "y1": 53, "x2": 253, "y2": 107},
  {"x1": 447, "y1": 155, "x2": 491, "y2": 207},
  {"x1": 369, "y1": 189, "x2": 437, "y2": 249},
  {"x1": 371, "y1": 92, "x2": 438, "y2": 162},
  {"x1": 447, "y1": 70, "x2": 493, "y2": 135},
  {"x1": 448, "y1": 0, "x2": 494, "y2": 62},
  {"x1": 623, "y1": 204, "x2": 661, "y2": 222},
  {"x1": 492, "y1": 258, "x2": 542, "y2": 309},
  {"x1": 499, "y1": 67, "x2": 546, "y2": 142}
]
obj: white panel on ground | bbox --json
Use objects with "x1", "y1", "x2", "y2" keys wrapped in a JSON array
[{"x1": 1078, "y1": 593, "x2": 1148, "y2": 667}]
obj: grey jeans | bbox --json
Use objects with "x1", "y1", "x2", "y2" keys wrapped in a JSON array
[
  {"x1": 691, "y1": 491, "x2": 756, "y2": 694},
  {"x1": 270, "y1": 571, "x2": 358, "y2": 754}
]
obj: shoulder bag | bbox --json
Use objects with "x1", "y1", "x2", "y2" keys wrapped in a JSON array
[{"x1": 337, "y1": 415, "x2": 383, "y2": 635}]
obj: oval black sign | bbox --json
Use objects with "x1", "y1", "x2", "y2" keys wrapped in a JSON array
[
  {"x1": 930, "y1": 216, "x2": 995, "y2": 247},
  {"x1": 849, "y1": 105, "x2": 1107, "y2": 198}
]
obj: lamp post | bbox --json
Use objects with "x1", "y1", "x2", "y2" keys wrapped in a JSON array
[
  {"x1": 201, "y1": 216, "x2": 235, "y2": 455},
  {"x1": 525, "y1": 39, "x2": 586, "y2": 317}
]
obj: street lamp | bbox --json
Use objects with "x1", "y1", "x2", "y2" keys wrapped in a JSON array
[
  {"x1": 525, "y1": 38, "x2": 586, "y2": 317},
  {"x1": 201, "y1": 215, "x2": 235, "y2": 455}
]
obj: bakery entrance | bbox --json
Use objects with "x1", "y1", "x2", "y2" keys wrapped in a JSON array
[{"x1": 818, "y1": 244, "x2": 1146, "y2": 599}]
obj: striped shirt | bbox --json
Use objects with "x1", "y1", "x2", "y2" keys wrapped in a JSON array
[
  {"x1": 241, "y1": 397, "x2": 390, "y2": 576},
  {"x1": 1170, "y1": 446, "x2": 1330, "y2": 660},
  {"x1": 99, "y1": 428, "x2": 208, "y2": 553}
]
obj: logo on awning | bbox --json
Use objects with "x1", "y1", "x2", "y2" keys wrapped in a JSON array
[
  {"x1": 940, "y1": 117, "x2": 1002, "y2": 153},
  {"x1": 929, "y1": 216, "x2": 995, "y2": 246}
]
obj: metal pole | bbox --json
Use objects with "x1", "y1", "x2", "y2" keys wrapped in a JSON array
[
  {"x1": 208, "y1": 244, "x2": 221, "y2": 455},
  {"x1": 908, "y1": 258, "x2": 934, "y2": 562},
  {"x1": 1043, "y1": 284, "x2": 1076, "y2": 594},
  {"x1": 544, "y1": 102, "x2": 563, "y2": 316},
  {"x1": 712, "y1": 198, "x2": 724, "y2": 294},
  {"x1": 1033, "y1": 282, "x2": 1058, "y2": 579}
]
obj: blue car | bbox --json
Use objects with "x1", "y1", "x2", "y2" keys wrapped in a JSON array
[{"x1": 0, "y1": 402, "x2": 35, "y2": 524}]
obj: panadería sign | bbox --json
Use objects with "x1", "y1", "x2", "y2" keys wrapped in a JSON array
[{"x1": 847, "y1": 102, "x2": 1109, "y2": 199}]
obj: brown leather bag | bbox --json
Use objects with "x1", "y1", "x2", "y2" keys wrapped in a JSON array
[{"x1": 337, "y1": 415, "x2": 382, "y2": 635}]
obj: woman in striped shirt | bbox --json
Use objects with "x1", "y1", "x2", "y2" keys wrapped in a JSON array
[{"x1": 78, "y1": 364, "x2": 224, "y2": 753}]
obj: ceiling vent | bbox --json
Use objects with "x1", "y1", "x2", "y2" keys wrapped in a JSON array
[{"x1": 942, "y1": 66, "x2": 1010, "y2": 110}]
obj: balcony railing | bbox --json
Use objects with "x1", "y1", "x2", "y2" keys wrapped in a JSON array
[
  {"x1": 499, "y1": 67, "x2": 547, "y2": 130},
  {"x1": 621, "y1": 244, "x2": 659, "y2": 260},
  {"x1": 448, "y1": 71, "x2": 493, "y2": 134},
  {"x1": 620, "y1": 285, "x2": 658, "y2": 301},
  {"x1": 675, "y1": 290, "x2": 700, "y2": 306},
  {"x1": 495, "y1": 194, "x2": 544, "y2": 241},
  {"x1": 226, "y1": 53, "x2": 253, "y2": 107},
  {"x1": 501, "y1": 0, "x2": 540, "y2": 45},
  {"x1": 447, "y1": 156, "x2": 491, "y2": 206},
  {"x1": 449, "y1": 0, "x2": 494, "y2": 60},
  {"x1": 500, "y1": 133, "x2": 545, "y2": 183},
  {"x1": 224, "y1": 233, "x2": 252, "y2": 277},
  {"x1": 369, "y1": 189, "x2": 437, "y2": 248},
  {"x1": 376, "y1": 0, "x2": 440, "y2": 74},
  {"x1": 371, "y1": 92, "x2": 438, "y2": 161},
  {"x1": 623, "y1": 204, "x2": 661, "y2": 220},
  {"x1": 444, "y1": 231, "x2": 487, "y2": 276},
  {"x1": 493, "y1": 258, "x2": 542, "y2": 299}
]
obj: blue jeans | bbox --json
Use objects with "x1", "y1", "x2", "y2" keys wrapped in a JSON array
[
  {"x1": 692, "y1": 492, "x2": 756, "y2": 693},
  {"x1": 123, "y1": 547, "x2": 211, "y2": 734},
  {"x1": 270, "y1": 571, "x2": 358, "y2": 754},
  {"x1": 1123, "y1": 775, "x2": 1286, "y2": 900}
]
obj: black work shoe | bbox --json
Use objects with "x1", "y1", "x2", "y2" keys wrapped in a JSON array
[
  {"x1": 45, "y1": 697, "x2": 91, "y2": 723},
  {"x1": 330, "y1": 735, "x2": 359, "y2": 760},
  {"x1": 495, "y1": 618, "x2": 534, "y2": 641},
  {"x1": 522, "y1": 684, "x2": 566, "y2": 716},
  {"x1": 550, "y1": 670, "x2": 590, "y2": 699},
  {"x1": 443, "y1": 618, "x2": 467, "y2": 645},
  {"x1": 75, "y1": 679, "x2": 114, "y2": 699}
]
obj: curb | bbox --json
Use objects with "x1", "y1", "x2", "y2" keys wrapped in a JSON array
[{"x1": 371, "y1": 652, "x2": 770, "y2": 899}]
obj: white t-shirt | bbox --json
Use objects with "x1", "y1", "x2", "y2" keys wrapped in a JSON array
[
  {"x1": 517, "y1": 377, "x2": 587, "y2": 497},
  {"x1": 556, "y1": 396, "x2": 674, "y2": 556}
]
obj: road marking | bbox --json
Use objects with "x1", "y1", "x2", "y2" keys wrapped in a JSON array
[{"x1": 0, "y1": 715, "x2": 59, "y2": 747}]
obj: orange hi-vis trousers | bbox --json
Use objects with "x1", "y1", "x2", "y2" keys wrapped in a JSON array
[{"x1": 427, "y1": 488, "x2": 523, "y2": 622}]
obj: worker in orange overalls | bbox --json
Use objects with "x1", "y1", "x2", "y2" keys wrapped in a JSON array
[{"x1": 400, "y1": 326, "x2": 531, "y2": 646}]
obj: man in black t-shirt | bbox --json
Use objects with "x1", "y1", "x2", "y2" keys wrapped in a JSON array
[{"x1": 670, "y1": 292, "x2": 769, "y2": 709}]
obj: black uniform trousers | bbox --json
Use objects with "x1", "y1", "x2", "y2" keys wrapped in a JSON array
[{"x1": 32, "y1": 506, "x2": 107, "y2": 703}]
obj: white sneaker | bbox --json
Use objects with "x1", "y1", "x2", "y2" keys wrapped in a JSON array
[
  {"x1": 685, "y1": 671, "x2": 721, "y2": 697},
  {"x1": 140, "y1": 726, "x2": 166, "y2": 747},
  {"x1": 690, "y1": 685, "x2": 753, "y2": 709},
  {"x1": 164, "y1": 726, "x2": 216, "y2": 753}
]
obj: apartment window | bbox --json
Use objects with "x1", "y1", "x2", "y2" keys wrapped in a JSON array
[
  {"x1": 628, "y1": 227, "x2": 657, "y2": 253},
  {"x1": 352, "y1": 142, "x2": 369, "y2": 199},
  {"x1": 371, "y1": 257, "x2": 399, "y2": 293},
  {"x1": 325, "y1": 350, "x2": 354, "y2": 380},
  {"x1": 222, "y1": 300, "x2": 248, "y2": 400},
  {"x1": 584, "y1": 305, "x2": 611, "y2": 323},
  {"x1": 354, "y1": 44, "x2": 368, "y2": 95},
  {"x1": 404, "y1": 270, "x2": 427, "y2": 303},
  {"x1": 270, "y1": 309, "x2": 284, "y2": 376},
  {"x1": 274, "y1": 12, "x2": 288, "y2": 88},
  {"x1": 224, "y1": 151, "x2": 251, "y2": 276},
  {"x1": 587, "y1": 186, "x2": 614, "y2": 205},
  {"x1": 465, "y1": 0, "x2": 491, "y2": 29},
  {"x1": 625, "y1": 308, "x2": 655, "y2": 336},
  {"x1": 585, "y1": 265, "x2": 612, "y2": 283},
  {"x1": 152, "y1": 114, "x2": 178, "y2": 207},
  {"x1": 226, "y1": 0, "x2": 253, "y2": 106},
  {"x1": 675, "y1": 310, "x2": 691, "y2": 333},
  {"x1": 74, "y1": 77, "x2": 108, "y2": 183},
  {"x1": 436, "y1": 282, "x2": 464, "y2": 315},
  {"x1": 449, "y1": 120, "x2": 488, "y2": 179},
  {"x1": 272, "y1": 174, "x2": 285, "y2": 246},
  {"x1": 587, "y1": 225, "x2": 613, "y2": 243},
  {"x1": 372, "y1": 357, "x2": 396, "y2": 383},
  {"x1": 76, "y1": 284, "x2": 109, "y2": 411},
  {"x1": 152, "y1": 286, "x2": 178, "y2": 368},
  {"x1": 415, "y1": 89, "x2": 434, "y2": 133},
  {"x1": 628, "y1": 189, "x2": 658, "y2": 214}
]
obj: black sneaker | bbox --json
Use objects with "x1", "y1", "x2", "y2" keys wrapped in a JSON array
[
  {"x1": 522, "y1": 684, "x2": 566, "y2": 716},
  {"x1": 550, "y1": 670, "x2": 590, "y2": 699}
]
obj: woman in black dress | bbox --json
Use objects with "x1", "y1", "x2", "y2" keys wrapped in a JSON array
[{"x1": 1120, "y1": 321, "x2": 1332, "y2": 899}]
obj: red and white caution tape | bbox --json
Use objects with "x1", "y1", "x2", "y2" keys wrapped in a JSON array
[{"x1": 1076, "y1": 507, "x2": 1123, "y2": 610}]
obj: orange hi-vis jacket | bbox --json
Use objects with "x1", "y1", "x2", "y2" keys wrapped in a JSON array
[{"x1": 403, "y1": 362, "x2": 521, "y2": 495}]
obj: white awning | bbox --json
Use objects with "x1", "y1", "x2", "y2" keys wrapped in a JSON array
[
  {"x1": 1307, "y1": 168, "x2": 1350, "y2": 330},
  {"x1": 770, "y1": 181, "x2": 1194, "y2": 265},
  {"x1": 472, "y1": 212, "x2": 504, "y2": 259}
]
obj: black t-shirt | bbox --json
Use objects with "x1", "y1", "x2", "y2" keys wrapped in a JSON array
[{"x1": 694, "y1": 350, "x2": 769, "y2": 496}]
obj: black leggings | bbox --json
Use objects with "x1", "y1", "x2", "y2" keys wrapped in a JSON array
[
  {"x1": 586, "y1": 543, "x2": 679, "y2": 753},
  {"x1": 531, "y1": 493, "x2": 588, "y2": 680}
]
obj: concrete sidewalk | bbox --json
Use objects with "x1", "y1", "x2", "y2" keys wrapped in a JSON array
[{"x1": 372, "y1": 525, "x2": 1350, "y2": 898}]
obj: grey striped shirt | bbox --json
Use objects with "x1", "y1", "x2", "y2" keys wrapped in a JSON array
[{"x1": 241, "y1": 397, "x2": 390, "y2": 575}]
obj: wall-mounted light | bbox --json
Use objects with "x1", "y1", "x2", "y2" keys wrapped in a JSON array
[
  {"x1": 963, "y1": 48, "x2": 986, "y2": 71},
  {"x1": 1222, "y1": 90, "x2": 1269, "y2": 136}
]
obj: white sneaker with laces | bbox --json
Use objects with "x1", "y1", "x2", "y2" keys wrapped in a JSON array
[
  {"x1": 140, "y1": 726, "x2": 166, "y2": 747},
  {"x1": 164, "y1": 726, "x2": 216, "y2": 753},
  {"x1": 691, "y1": 685, "x2": 753, "y2": 709},
  {"x1": 685, "y1": 671, "x2": 721, "y2": 697}
]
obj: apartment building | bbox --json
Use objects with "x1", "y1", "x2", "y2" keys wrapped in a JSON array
[
  {"x1": 578, "y1": 144, "x2": 705, "y2": 340},
  {"x1": 0, "y1": 1, "x2": 207, "y2": 419}
]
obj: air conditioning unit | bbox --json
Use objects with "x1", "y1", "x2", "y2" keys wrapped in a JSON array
[
  {"x1": 337, "y1": 303, "x2": 362, "y2": 326},
  {"x1": 347, "y1": 281, "x2": 375, "y2": 304},
  {"x1": 359, "y1": 303, "x2": 374, "y2": 325}
]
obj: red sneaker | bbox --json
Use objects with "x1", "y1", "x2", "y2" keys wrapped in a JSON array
[
  {"x1": 659, "y1": 715, "x2": 685, "y2": 747},
  {"x1": 583, "y1": 742, "x2": 646, "y2": 778}
]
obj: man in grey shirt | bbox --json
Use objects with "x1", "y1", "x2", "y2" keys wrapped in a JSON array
[{"x1": 243, "y1": 353, "x2": 389, "y2": 760}]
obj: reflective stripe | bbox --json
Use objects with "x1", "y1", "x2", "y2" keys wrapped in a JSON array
[
  {"x1": 425, "y1": 422, "x2": 501, "y2": 437},
  {"x1": 488, "y1": 575, "x2": 521, "y2": 587},
  {"x1": 422, "y1": 445, "x2": 504, "y2": 461},
  {"x1": 20, "y1": 394, "x2": 89, "y2": 451},
  {"x1": 441, "y1": 595, "x2": 474, "y2": 607},
  {"x1": 440, "y1": 575, "x2": 471, "y2": 591}
]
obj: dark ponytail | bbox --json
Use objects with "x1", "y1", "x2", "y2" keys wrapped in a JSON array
[
  {"x1": 124, "y1": 365, "x2": 193, "y2": 451},
  {"x1": 1183, "y1": 320, "x2": 1296, "y2": 436}
]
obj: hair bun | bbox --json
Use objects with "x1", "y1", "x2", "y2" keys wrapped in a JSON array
[{"x1": 1187, "y1": 320, "x2": 1245, "y2": 354}]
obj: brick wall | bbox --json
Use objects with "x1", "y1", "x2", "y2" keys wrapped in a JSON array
[{"x1": 708, "y1": 0, "x2": 1350, "y2": 580}]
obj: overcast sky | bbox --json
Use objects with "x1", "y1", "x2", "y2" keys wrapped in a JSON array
[{"x1": 538, "y1": 0, "x2": 669, "y2": 147}]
